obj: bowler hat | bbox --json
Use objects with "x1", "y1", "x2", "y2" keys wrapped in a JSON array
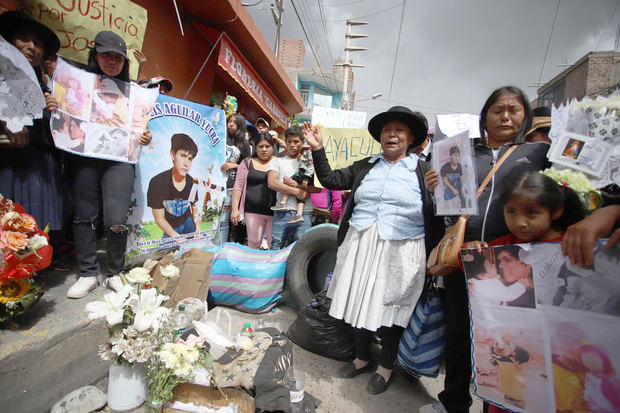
[
  {"x1": 0, "y1": 11, "x2": 60, "y2": 59},
  {"x1": 368, "y1": 106, "x2": 428, "y2": 147},
  {"x1": 94, "y1": 31, "x2": 127, "y2": 59}
]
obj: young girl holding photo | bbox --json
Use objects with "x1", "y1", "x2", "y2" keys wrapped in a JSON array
[{"x1": 464, "y1": 170, "x2": 586, "y2": 412}]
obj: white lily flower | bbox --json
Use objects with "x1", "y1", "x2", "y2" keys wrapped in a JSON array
[
  {"x1": 132, "y1": 288, "x2": 170, "y2": 332},
  {"x1": 85, "y1": 285, "x2": 133, "y2": 326},
  {"x1": 125, "y1": 267, "x2": 152, "y2": 284},
  {"x1": 160, "y1": 264, "x2": 180, "y2": 280}
]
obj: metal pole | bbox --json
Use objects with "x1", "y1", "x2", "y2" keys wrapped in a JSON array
[
  {"x1": 341, "y1": 23, "x2": 351, "y2": 110},
  {"x1": 273, "y1": 0, "x2": 284, "y2": 57}
]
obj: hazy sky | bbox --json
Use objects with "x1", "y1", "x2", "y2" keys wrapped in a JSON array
[{"x1": 246, "y1": 0, "x2": 619, "y2": 123}]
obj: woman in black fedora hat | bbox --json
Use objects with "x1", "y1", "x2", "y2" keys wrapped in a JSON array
[
  {"x1": 0, "y1": 11, "x2": 69, "y2": 269},
  {"x1": 301, "y1": 106, "x2": 444, "y2": 394}
]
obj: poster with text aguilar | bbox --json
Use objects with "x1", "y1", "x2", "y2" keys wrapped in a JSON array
[
  {"x1": 461, "y1": 241, "x2": 620, "y2": 413},
  {"x1": 124, "y1": 94, "x2": 226, "y2": 267}
]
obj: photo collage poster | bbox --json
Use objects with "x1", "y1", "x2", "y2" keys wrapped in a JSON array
[
  {"x1": 462, "y1": 241, "x2": 620, "y2": 413},
  {"x1": 124, "y1": 94, "x2": 227, "y2": 267},
  {"x1": 50, "y1": 58, "x2": 158, "y2": 163},
  {"x1": 431, "y1": 130, "x2": 478, "y2": 216}
]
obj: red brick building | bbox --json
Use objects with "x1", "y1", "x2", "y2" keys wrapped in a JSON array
[{"x1": 536, "y1": 51, "x2": 620, "y2": 107}]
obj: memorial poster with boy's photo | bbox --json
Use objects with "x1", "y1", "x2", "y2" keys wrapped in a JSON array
[
  {"x1": 431, "y1": 130, "x2": 478, "y2": 216},
  {"x1": 50, "y1": 58, "x2": 158, "y2": 163},
  {"x1": 124, "y1": 94, "x2": 226, "y2": 267},
  {"x1": 462, "y1": 241, "x2": 620, "y2": 412}
]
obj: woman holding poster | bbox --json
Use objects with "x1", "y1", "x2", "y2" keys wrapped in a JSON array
[
  {"x1": 421, "y1": 86, "x2": 551, "y2": 413},
  {"x1": 0, "y1": 12, "x2": 68, "y2": 268},
  {"x1": 66, "y1": 31, "x2": 152, "y2": 299}
]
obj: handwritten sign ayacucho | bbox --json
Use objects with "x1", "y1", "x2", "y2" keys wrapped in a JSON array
[
  {"x1": 320, "y1": 128, "x2": 382, "y2": 171},
  {"x1": 21, "y1": 0, "x2": 147, "y2": 80}
]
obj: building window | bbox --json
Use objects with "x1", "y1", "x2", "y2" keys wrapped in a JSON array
[
  {"x1": 300, "y1": 84, "x2": 310, "y2": 107},
  {"x1": 313, "y1": 86, "x2": 333, "y2": 108}
]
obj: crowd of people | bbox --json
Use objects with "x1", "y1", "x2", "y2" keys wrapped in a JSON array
[{"x1": 1, "y1": 9, "x2": 619, "y2": 413}]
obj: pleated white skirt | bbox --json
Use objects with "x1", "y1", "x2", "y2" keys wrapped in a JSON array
[{"x1": 327, "y1": 222, "x2": 426, "y2": 331}]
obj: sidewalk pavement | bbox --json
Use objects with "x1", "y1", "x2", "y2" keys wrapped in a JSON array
[{"x1": 1, "y1": 265, "x2": 482, "y2": 412}]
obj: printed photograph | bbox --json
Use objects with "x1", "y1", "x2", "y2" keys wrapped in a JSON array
[
  {"x1": 472, "y1": 309, "x2": 549, "y2": 412},
  {"x1": 124, "y1": 94, "x2": 227, "y2": 267},
  {"x1": 549, "y1": 132, "x2": 611, "y2": 178},
  {"x1": 462, "y1": 244, "x2": 536, "y2": 308},
  {"x1": 533, "y1": 241, "x2": 620, "y2": 317},
  {"x1": 50, "y1": 111, "x2": 86, "y2": 153},
  {"x1": 90, "y1": 76, "x2": 130, "y2": 128},
  {"x1": 561, "y1": 138, "x2": 585, "y2": 160},
  {"x1": 432, "y1": 131, "x2": 478, "y2": 216},
  {"x1": 52, "y1": 58, "x2": 94, "y2": 120},
  {"x1": 83, "y1": 125, "x2": 131, "y2": 159},
  {"x1": 545, "y1": 310, "x2": 620, "y2": 413}
]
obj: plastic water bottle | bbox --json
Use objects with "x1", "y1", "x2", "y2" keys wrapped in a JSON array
[
  {"x1": 256, "y1": 319, "x2": 265, "y2": 330},
  {"x1": 286, "y1": 367, "x2": 304, "y2": 413},
  {"x1": 174, "y1": 304, "x2": 190, "y2": 335}
]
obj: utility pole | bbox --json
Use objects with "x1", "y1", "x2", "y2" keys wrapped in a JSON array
[
  {"x1": 335, "y1": 20, "x2": 367, "y2": 110},
  {"x1": 271, "y1": 0, "x2": 284, "y2": 57}
]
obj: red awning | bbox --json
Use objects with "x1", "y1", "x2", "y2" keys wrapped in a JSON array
[{"x1": 217, "y1": 34, "x2": 289, "y2": 127}]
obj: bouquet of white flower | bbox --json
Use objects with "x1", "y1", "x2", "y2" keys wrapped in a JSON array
[{"x1": 85, "y1": 269, "x2": 171, "y2": 366}]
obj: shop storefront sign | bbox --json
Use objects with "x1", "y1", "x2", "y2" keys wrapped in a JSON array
[{"x1": 218, "y1": 34, "x2": 288, "y2": 127}]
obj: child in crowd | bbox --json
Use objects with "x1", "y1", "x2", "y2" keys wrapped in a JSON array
[
  {"x1": 271, "y1": 147, "x2": 314, "y2": 225},
  {"x1": 465, "y1": 170, "x2": 585, "y2": 250},
  {"x1": 464, "y1": 170, "x2": 586, "y2": 413}
]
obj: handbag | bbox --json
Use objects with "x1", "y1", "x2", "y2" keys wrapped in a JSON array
[
  {"x1": 396, "y1": 277, "x2": 445, "y2": 378},
  {"x1": 427, "y1": 145, "x2": 517, "y2": 275}
]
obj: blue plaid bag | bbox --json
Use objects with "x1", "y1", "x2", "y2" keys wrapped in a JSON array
[{"x1": 396, "y1": 280, "x2": 445, "y2": 378}]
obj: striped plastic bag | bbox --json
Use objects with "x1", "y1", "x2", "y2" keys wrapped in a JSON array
[
  {"x1": 396, "y1": 282, "x2": 445, "y2": 378},
  {"x1": 208, "y1": 242, "x2": 293, "y2": 313}
]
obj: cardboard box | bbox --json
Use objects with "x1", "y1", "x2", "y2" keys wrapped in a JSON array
[
  {"x1": 164, "y1": 384, "x2": 254, "y2": 413},
  {"x1": 151, "y1": 249, "x2": 214, "y2": 308}
]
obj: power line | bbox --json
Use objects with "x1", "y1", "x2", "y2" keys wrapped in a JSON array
[
  {"x1": 317, "y1": 2, "x2": 402, "y2": 22},
  {"x1": 290, "y1": 0, "x2": 334, "y2": 88},
  {"x1": 537, "y1": 0, "x2": 560, "y2": 85},
  {"x1": 318, "y1": 0, "x2": 335, "y2": 66},
  {"x1": 298, "y1": 0, "x2": 331, "y2": 68},
  {"x1": 596, "y1": 0, "x2": 620, "y2": 50},
  {"x1": 387, "y1": 0, "x2": 406, "y2": 108}
]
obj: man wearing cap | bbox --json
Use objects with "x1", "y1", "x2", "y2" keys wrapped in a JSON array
[{"x1": 139, "y1": 76, "x2": 174, "y2": 94}]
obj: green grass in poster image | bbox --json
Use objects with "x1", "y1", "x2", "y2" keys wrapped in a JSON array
[{"x1": 140, "y1": 220, "x2": 215, "y2": 240}]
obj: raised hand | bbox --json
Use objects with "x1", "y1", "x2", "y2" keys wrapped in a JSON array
[{"x1": 301, "y1": 121, "x2": 323, "y2": 150}]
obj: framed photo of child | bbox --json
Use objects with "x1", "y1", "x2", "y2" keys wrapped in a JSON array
[
  {"x1": 549, "y1": 132, "x2": 612, "y2": 178},
  {"x1": 431, "y1": 130, "x2": 478, "y2": 216}
]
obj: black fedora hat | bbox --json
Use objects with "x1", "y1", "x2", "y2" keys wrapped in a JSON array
[
  {"x1": 0, "y1": 11, "x2": 60, "y2": 59},
  {"x1": 368, "y1": 106, "x2": 428, "y2": 147}
]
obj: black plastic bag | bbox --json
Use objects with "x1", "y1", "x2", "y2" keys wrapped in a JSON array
[{"x1": 286, "y1": 290, "x2": 355, "y2": 361}]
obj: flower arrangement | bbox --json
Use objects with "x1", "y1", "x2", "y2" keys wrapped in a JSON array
[
  {"x1": 145, "y1": 321, "x2": 216, "y2": 411},
  {"x1": 0, "y1": 195, "x2": 52, "y2": 323},
  {"x1": 85, "y1": 272, "x2": 171, "y2": 366},
  {"x1": 223, "y1": 94, "x2": 238, "y2": 119},
  {"x1": 542, "y1": 168, "x2": 602, "y2": 211}
]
